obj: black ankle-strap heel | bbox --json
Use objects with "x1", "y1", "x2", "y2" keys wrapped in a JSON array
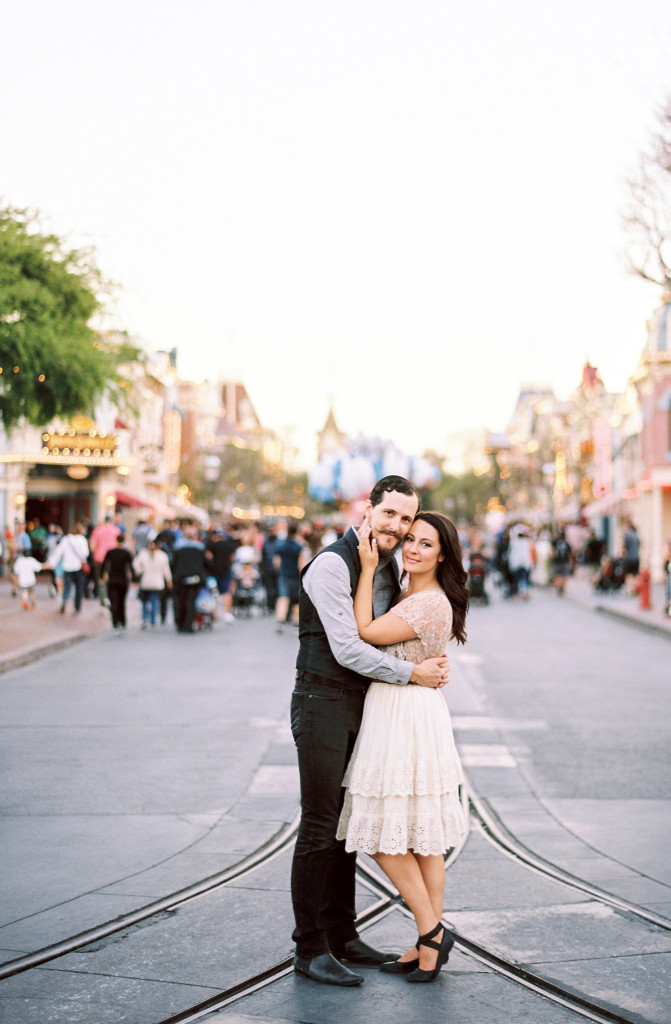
[{"x1": 406, "y1": 922, "x2": 454, "y2": 983}]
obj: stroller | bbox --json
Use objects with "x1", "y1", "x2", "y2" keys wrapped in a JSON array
[
  {"x1": 194, "y1": 577, "x2": 219, "y2": 631},
  {"x1": 232, "y1": 561, "x2": 265, "y2": 617},
  {"x1": 593, "y1": 556, "x2": 626, "y2": 594},
  {"x1": 467, "y1": 551, "x2": 490, "y2": 605}
]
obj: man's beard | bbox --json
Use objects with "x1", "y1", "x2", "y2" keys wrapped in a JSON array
[{"x1": 375, "y1": 529, "x2": 403, "y2": 554}]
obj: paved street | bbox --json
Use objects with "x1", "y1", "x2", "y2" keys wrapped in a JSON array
[{"x1": 0, "y1": 577, "x2": 669, "y2": 1024}]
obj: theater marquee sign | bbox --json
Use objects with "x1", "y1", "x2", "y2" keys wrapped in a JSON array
[{"x1": 42, "y1": 429, "x2": 118, "y2": 458}]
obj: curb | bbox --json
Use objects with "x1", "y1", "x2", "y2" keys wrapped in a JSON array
[
  {"x1": 0, "y1": 633, "x2": 91, "y2": 676},
  {"x1": 594, "y1": 603, "x2": 671, "y2": 640}
]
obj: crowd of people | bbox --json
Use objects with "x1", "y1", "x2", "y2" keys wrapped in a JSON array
[
  {"x1": 456, "y1": 518, "x2": 667, "y2": 608},
  {"x1": 2, "y1": 511, "x2": 670, "y2": 625},
  {"x1": 0, "y1": 513, "x2": 346, "y2": 633}
]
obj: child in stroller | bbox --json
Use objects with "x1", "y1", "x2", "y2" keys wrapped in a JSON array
[
  {"x1": 468, "y1": 550, "x2": 489, "y2": 605},
  {"x1": 194, "y1": 577, "x2": 219, "y2": 631},
  {"x1": 232, "y1": 560, "x2": 265, "y2": 617}
]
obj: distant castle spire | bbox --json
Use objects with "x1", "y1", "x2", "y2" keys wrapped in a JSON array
[{"x1": 317, "y1": 404, "x2": 346, "y2": 459}]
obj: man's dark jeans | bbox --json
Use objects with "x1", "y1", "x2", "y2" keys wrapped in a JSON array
[
  {"x1": 107, "y1": 582, "x2": 128, "y2": 628},
  {"x1": 175, "y1": 580, "x2": 199, "y2": 631},
  {"x1": 290, "y1": 672, "x2": 366, "y2": 958}
]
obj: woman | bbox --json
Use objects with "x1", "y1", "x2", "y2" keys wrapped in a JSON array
[
  {"x1": 133, "y1": 539, "x2": 172, "y2": 628},
  {"x1": 48, "y1": 523, "x2": 89, "y2": 614},
  {"x1": 336, "y1": 511, "x2": 468, "y2": 983}
]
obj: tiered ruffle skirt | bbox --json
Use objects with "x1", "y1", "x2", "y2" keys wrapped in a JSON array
[{"x1": 336, "y1": 681, "x2": 467, "y2": 856}]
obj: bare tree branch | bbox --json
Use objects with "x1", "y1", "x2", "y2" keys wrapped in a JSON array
[{"x1": 622, "y1": 95, "x2": 671, "y2": 288}]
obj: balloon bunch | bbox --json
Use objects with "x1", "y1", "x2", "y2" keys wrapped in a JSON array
[{"x1": 308, "y1": 440, "x2": 441, "y2": 503}]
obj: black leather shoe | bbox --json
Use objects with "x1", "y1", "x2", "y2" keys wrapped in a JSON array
[
  {"x1": 293, "y1": 953, "x2": 364, "y2": 986},
  {"x1": 331, "y1": 938, "x2": 395, "y2": 965}
]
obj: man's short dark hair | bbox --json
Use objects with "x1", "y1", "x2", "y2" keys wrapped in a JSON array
[{"x1": 369, "y1": 475, "x2": 420, "y2": 509}]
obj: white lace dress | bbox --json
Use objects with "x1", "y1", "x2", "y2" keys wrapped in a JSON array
[{"x1": 336, "y1": 589, "x2": 466, "y2": 856}]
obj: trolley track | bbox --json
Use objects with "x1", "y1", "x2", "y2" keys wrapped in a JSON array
[
  {"x1": 151, "y1": 854, "x2": 653, "y2": 1024},
  {"x1": 468, "y1": 787, "x2": 671, "y2": 932},
  {"x1": 152, "y1": 782, "x2": 670, "y2": 1024},
  {"x1": 3, "y1": 785, "x2": 669, "y2": 1024},
  {"x1": 0, "y1": 811, "x2": 302, "y2": 980}
]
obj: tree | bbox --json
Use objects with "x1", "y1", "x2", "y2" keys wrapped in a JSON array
[
  {"x1": 0, "y1": 205, "x2": 138, "y2": 432},
  {"x1": 623, "y1": 96, "x2": 671, "y2": 288}
]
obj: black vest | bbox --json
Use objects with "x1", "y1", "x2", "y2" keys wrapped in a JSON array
[{"x1": 296, "y1": 529, "x2": 401, "y2": 688}]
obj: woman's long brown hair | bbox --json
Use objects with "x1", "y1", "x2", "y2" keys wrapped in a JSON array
[{"x1": 412, "y1": 511, "x2": 469, "y2": 644}]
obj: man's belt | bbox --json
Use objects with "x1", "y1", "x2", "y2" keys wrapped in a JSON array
[{"x1": 295, "y1": 669, "x2": 368, "y2": 693}]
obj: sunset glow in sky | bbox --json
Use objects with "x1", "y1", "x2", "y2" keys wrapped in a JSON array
[{"x1": 3, "y1": 1, "x2": 670, "y2": 466}]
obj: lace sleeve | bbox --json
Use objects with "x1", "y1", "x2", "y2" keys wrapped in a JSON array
[{"x1": 392, "y1": 591, "x2": 452, "y2": 657}]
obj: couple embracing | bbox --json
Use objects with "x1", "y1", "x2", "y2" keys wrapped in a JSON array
[{"x1": 290, "y1": 475, "x2": 469, "y2": 987}]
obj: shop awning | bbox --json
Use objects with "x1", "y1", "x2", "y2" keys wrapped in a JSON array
[
  {"x1": 115, "y1": 490, "x2": 156, "y2": 510},
  {"x1": 582, "y1": 492, "x2": 626, "y2": 518}
]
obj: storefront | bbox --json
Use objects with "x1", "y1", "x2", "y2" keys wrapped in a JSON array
[{"x1": 1, "y1": 419, "x2": 136, "y2": 536}]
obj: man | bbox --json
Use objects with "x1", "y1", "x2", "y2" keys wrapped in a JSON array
[
  {"x1": 274, "y1": 521, "x2": 305, "y2": 632},
  {"x1": 205, "y1": 524, "x2": 238, "y2": 623},
  {"x1": 89, "y1": 516, "x2": 120, "y2": 604},
  {"x1": 261, "y1": 523, "x2": 281, "y2": 615},
  {"x1": 101, "y1": 534, "x2": 133, "y2": 632},
  {"x1": 171, "y1": 525, "x2": 207, "y2": 633},
  {"x1": 290, "y1": 476, "x2": 449, "y2": 987}
]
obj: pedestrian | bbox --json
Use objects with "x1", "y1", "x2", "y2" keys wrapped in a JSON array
[
  {"x1": 583, "y1": 529, "x2": 604, "y2": 571},
  {"x1": 508, "y1": 524, "x2": 533, "y2": 599},
  {"x1": 530, "y1": 528, "x2": 552, "y2": 587},
  {"x1": 89, "y1": 516, "x2": 120, "y2": 604},
  {"x1": 205, "y1": 525, "x2": 238, "y2": 623},
  {"x1": 43, "y1": 524, "x2": 62, "y2": 597},
  {"x1": 154, "y1": 520, "x2": 178, "y2": 623},
  {"x1": 290, "y1": 475, "x2": 449, "y2": 988},
  {"x1": 101, "y1": 534, "x2": 133, "y2": 631},
  {"x1": 622, "y1": 522, "x2": 641, "y2": 593},
  {"x1": 663, "y1": 539, "x2": 671, "y2": 617},
  {"x1": 16, "y1": 523, "x2": 32, "y2": 556},
  {"x1": 14, "y1": 551, "x2": 43, "y2": 609},
  {"x1": 494, "y1": 527, "x2": 512, "y2": 597},
  {"x1": 171, "y1": 525, "x2": 207, "y2": 633},
  {"x1": 47, "y1": 524, "x2": 89, "y2": 614},
  {"x1": 28, "y1": 518, "x2": 47, "y2": 560},
  {"x1": 336, "y1": 511, "x2": 468, "y2": 983},
  {"x1": 261, "y1": 524, "x2": 280, "y2": 615},
  {"x1": 133, "y1": 539, "x2": 172, "y2": 628},
  {"x1": 551, "y1": 528, "x2": 573, "y2": 596},
  {"x1": 274, "y1": 522, "x2": 305, "y2": 633},
  {"x1": 133, "y1": 518, "x2": 155, "y2": 555}
]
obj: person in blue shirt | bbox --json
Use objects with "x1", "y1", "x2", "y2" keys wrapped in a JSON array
[{"x1": 274, "y1": 522, "x2": 305, "y2": 633}]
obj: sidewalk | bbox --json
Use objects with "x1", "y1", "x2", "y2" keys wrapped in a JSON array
[{"x1": 0, "y1": 573, "x2": 124, "y2": 674}]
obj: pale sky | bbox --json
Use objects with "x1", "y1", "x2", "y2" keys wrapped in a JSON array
[{"x1": 3, "y1": 1, "x2": 670, "y2": 468}]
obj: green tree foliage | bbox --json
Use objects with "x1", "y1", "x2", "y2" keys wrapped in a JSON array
[
  {"x1": 431, "y1": 470, "x2": 498, "y2": 523},
  {"x1": 0, "y1": 205, "x2": 138, "y2": 431}
]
